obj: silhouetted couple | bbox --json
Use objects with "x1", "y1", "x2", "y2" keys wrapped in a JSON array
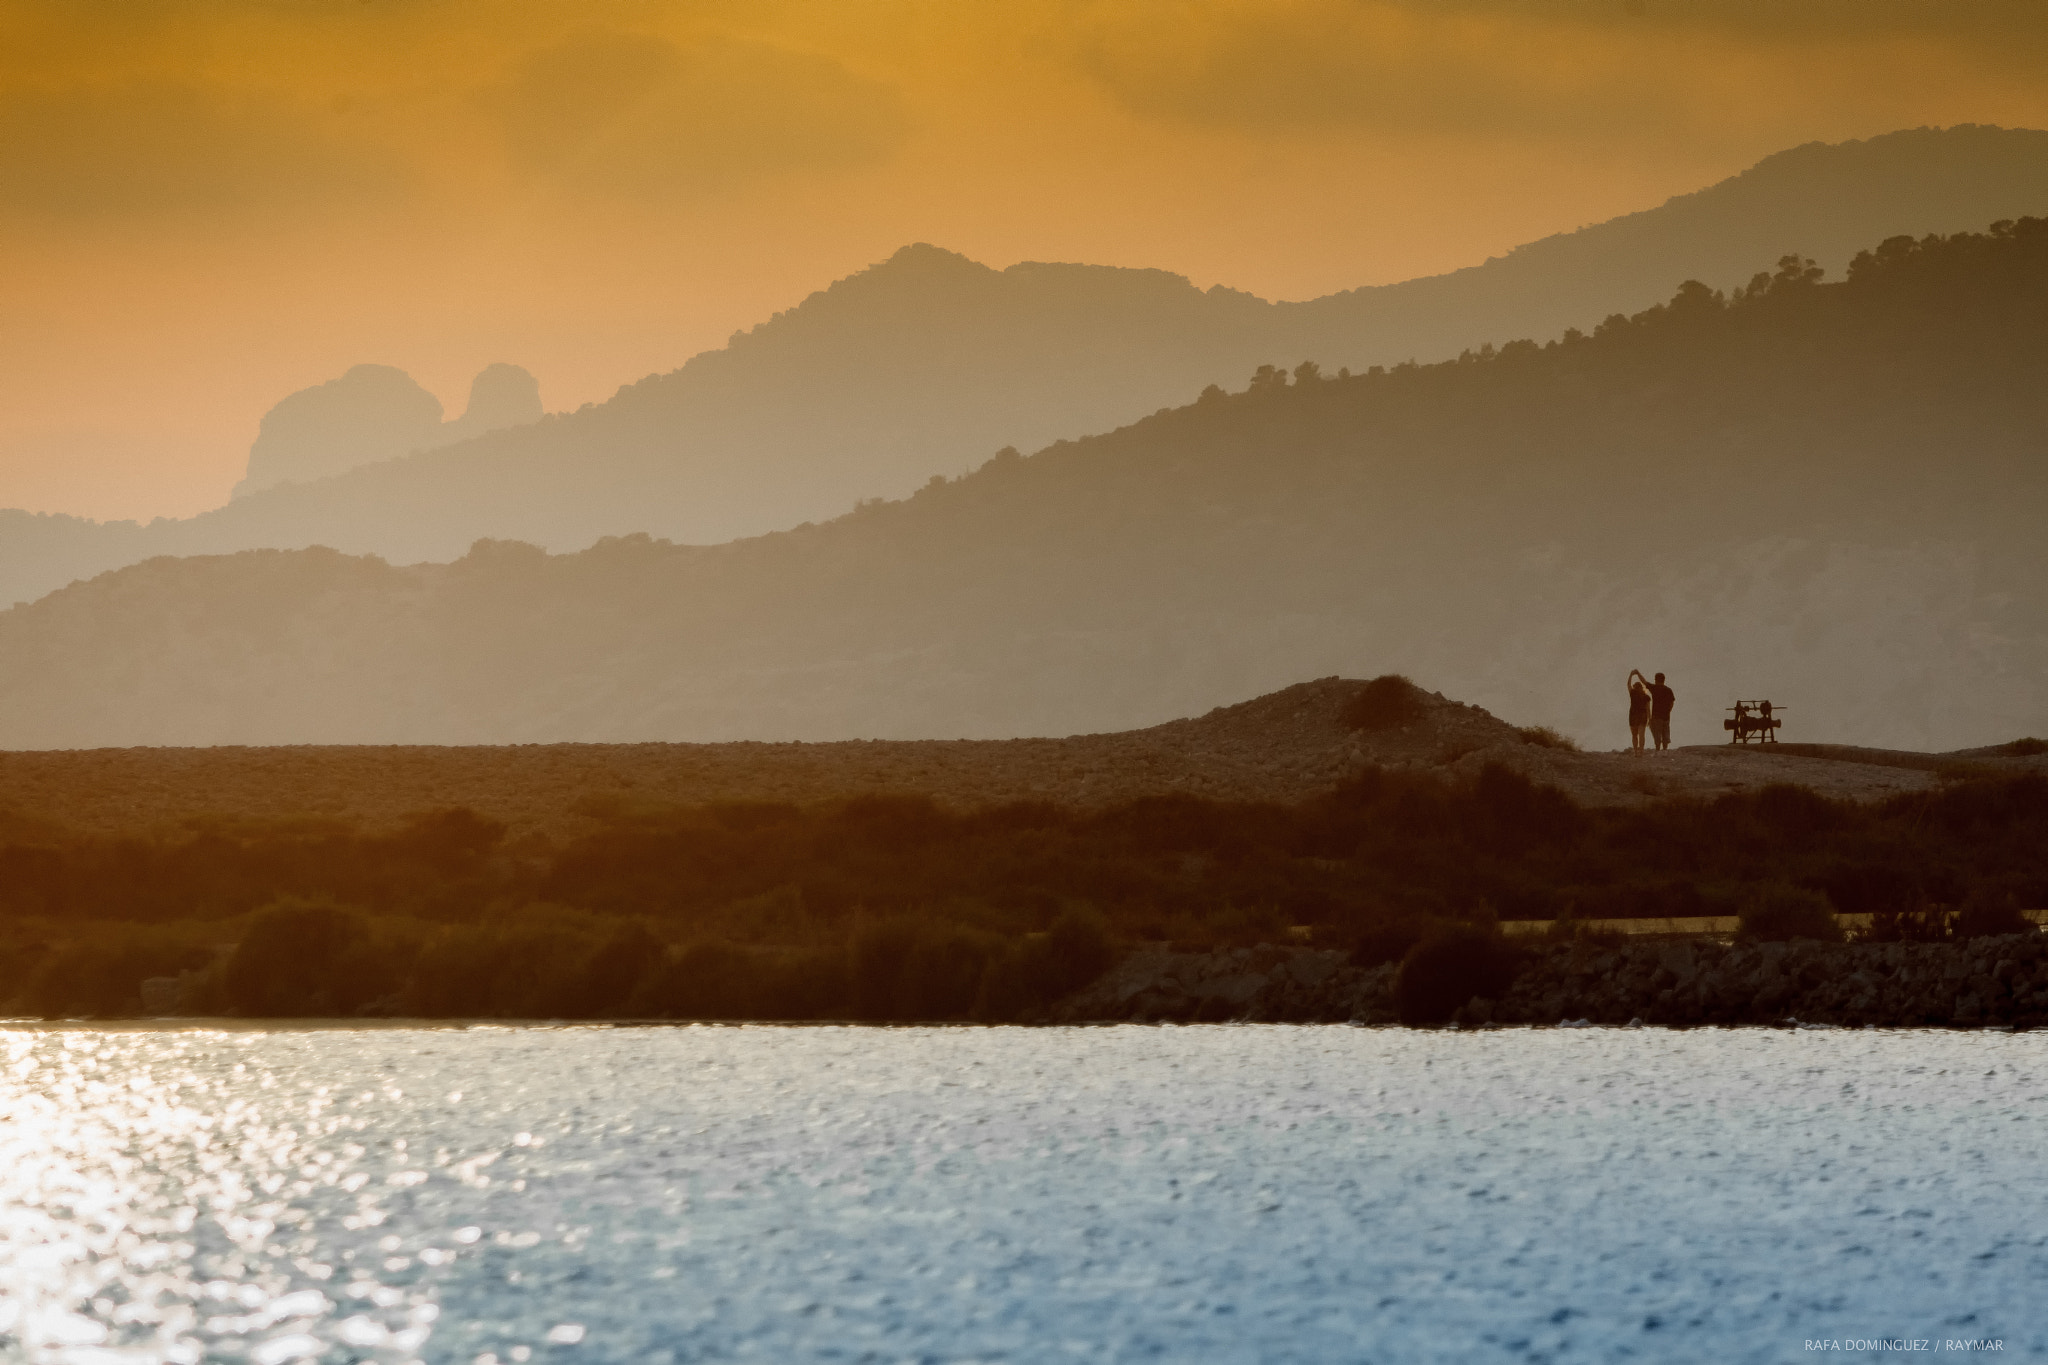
[{"x1": 1627, "y1": 670, "x2": 1674, "y2": 752}]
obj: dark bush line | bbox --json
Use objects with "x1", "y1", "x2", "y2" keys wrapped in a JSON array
[
  {"x1": 3, "y1": 900, "x2": 1118, "y2": 1023},
  {"x1": 2, "y1": 767, "x2": 2044, "y2": 1018}
]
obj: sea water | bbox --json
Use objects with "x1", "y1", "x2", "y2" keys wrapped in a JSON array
[{"x1": 0, "y1": 1024, "x2": 2042, "y2": 1364}]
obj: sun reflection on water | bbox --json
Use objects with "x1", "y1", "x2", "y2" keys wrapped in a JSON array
[{"x1": 0, "y1": 1031, "x2": 458, "y2": 1364}]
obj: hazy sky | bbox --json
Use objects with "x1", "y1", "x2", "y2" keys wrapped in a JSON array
[{"x1": 4, "y1": 0, "x2": 2045, "y2": 521}]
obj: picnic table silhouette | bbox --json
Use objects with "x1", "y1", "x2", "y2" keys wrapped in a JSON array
[{"x1": 1724, "y1": 700, "x2": 1784, "y2": 744}]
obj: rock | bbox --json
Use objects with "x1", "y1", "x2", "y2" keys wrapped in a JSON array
[
  {"x1": 235, "y1": 364, "x2": 445, "y2": 497},
  {"x1": 1207, "y1": 973, "x2": 1266, "y2": 1006},
  {"x1": 1455, "y1": 997, "x2": 1496, "y2": 1026},
  {"x1": 234, "y1": 362, "x2": 543, "y2": 499},
  {"x1": 1657, "y1": 941, "x2": 1699, "y2": 984},
  {"x1": 1287, "y1": 952, "x2": 1340, "y2": 989},
  {"x1": 441, "y1": 363, "x2": 542, "y2": 444}
]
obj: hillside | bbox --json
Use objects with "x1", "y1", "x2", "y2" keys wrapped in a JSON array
[
  {"x1": 3, "y1": 125, "x2": 2045, "y2": 609},
  {"x1": 6, "y1": 678, "x2": 2030, "y2": 850},
  {"x1": 1, "y1": 218, "x2": 2043, "y2": 751},
  {"x1": 0, "y1": 678, "x2": 1400, "y2": 842}
]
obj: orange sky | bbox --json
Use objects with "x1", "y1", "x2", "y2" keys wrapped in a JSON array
[{"x1": 4, "y1": 0, "x2": 2046, "y2": 521}]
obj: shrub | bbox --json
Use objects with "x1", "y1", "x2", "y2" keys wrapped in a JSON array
[
  {"x1": 753, "y1": 948, "x2": 851, "y2": 1020},
  {"x1": 1344, "y1": 675, "x2": 1428, "y2": 732},
  {"x1": 1350, "y1": 914, "x2": 1439, "y2": 969},
  {"x1": 829, "y1": 795, "x2": 950, "y2": 850},
  {"x1": 1515, "y1": 726, "x2": 1579, "y2": 751},
  {"x1": 1737, "y1": 885, "x2": 1843, "y2": 943},
  {"x1": 1543, "y1": 916, "x2": 1624, "y2": 946},
  {"x1": 631, "y1": 940, "x2": 758, "y2": 1020},
  {"x1": 1954, "y1": 888, "x2": 2033, "y2": 940},
  {"x1": 387, "y1": 808, "x2": 506, "y2": 873},
  {"x1": 1928, "y1": 773, "x2": 2048, "y2": 833},
  {"x1": 1470, "y1": 763, "x2": 1585, "y2": 851},
  {"x1": 1201, "y1": 901, "x2": 1288, "y2": 948},
  {"x1": 220, "y1": 899, "x2": 389, "y2": 1016},
  {"x1": 399, "y1": 912, "x2": 593, "y2": 1017},
  {"x1": 1042, "y1": 907, "x2": 1116, "y2": 992},
  {"x1": 1752, "y1": 785, "x2": 1844, "y2": 841},
  {"x1": 1856, "y1": 902, "x2": 1951, "y2": 943},
  {"x1": 1394, "y1": 926, "x2": 1520, "y2": 1025},
  {"x1": 560, "y1": 920, "x2": 664, "y2": 1016},
  {"x1": 849, "y1": 918, "x2": 922, "y2": 1020},
  {"x1": 1106, "y1": 794, "x2": 1245, "y2": 855},
  {"x1": 972, "y1": 945, "x2": 1037, "y2": 1020},
  {"x1": 2001, "y1": 737, "x2": 2047, "y2": 757},
  {"x1": 899, "y1": 928, "x2": 995, "y2": 1020},
  {"x1": 1818, "y1": 862, "x2": 1922, "y2": 918},
  {"x1": 628, "y1": 941, "x2": 851, "y2": 1020},
  {"x1": 974, "y1": 909, "x2": 1117, "y2": 1019},
  {"x1": 20, "y1": 924, "x2": 218, "y2": 1017}
]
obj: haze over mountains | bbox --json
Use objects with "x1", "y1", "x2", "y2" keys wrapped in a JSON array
[
  {"x1": 2, "y1": 125, "x2": 2045, "y2": 612},
  {"x1": 4, "y1": 217, "x2": 2042, "y2": 752}
]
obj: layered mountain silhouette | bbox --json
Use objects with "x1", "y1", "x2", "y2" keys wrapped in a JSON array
[
  {"x1": 3, "y1": 124, "x2": 2045, "y2": 610},
  {"x1": 3, "y1": 218, "x2": 2042, "y2": 751}
]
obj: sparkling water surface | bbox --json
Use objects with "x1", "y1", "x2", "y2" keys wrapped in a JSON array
[{"x1": 2, "y1": 1024, "x2": 2044, "y2": 1364}]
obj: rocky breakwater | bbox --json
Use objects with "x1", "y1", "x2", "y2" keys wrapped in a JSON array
[
  {"x1": 1051, "y1": 933, "x2": 2048, "y2": 1028},
  {"x1": 1491, "y1": 933, "x2": 2048, "y2": 1028},
  {"x1": 1051, "y1": 945, "x2": 1400, "y2": 1024}
]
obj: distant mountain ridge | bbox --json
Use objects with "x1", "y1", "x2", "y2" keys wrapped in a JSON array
[
  {"x1": 3, "y1": 217, "x2": 2042, "y2": 751},
  {"x1": 2, "y1": 124, "x2": 2045, "y2": 609},
  {"x1": 1286, "y1": 123, "x2": 2048, "y2": 359}
]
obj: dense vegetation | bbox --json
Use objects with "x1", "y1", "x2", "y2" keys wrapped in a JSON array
[{"x1": 5, "y1": 759, "x2": 2043, "y2": 1019}]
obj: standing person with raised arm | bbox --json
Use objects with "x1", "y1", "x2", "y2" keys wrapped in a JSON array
[
  {"x1": 1647, "y1": 671, "x2": 1676, "y2": 751},
  {"x1": 1627, "y1": 669, "x2": 1651, "y2": 753}
]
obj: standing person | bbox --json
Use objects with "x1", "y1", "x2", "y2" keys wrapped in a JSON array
[
  {"x1": 1626, "y1": 670, "x2": 1651, "y2": 753},
  {"x1": 1647, "y1": 671, "x2": 1676, "y2": 751}
]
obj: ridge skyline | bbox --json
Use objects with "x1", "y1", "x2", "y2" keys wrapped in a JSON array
[{"x1": 11, "y1": 122, "x2": 2048, "y2": 543}]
